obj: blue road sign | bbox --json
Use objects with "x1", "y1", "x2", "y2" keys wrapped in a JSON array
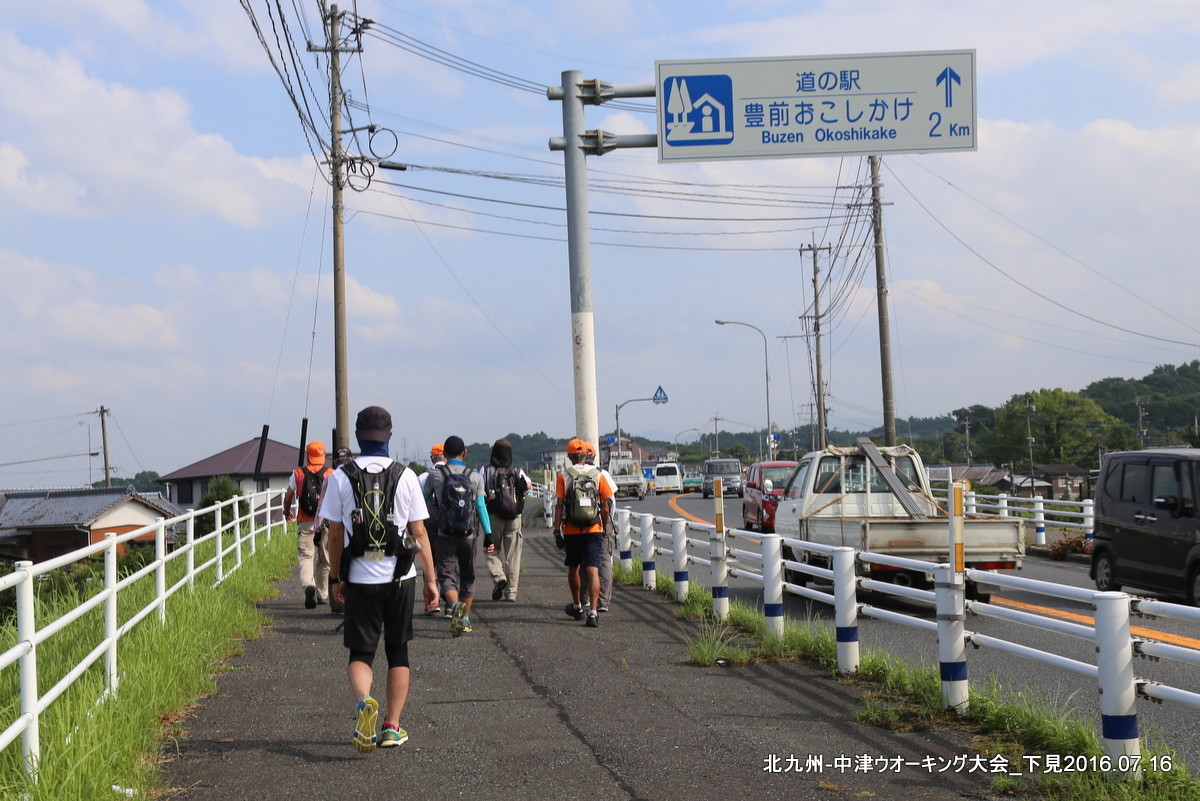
[
  {"x1": 656, "y1": 49, "x2": 976, "y2": 163},
  {"x1": 652, "y1": 386, "x2": 668, "y2": 404}
]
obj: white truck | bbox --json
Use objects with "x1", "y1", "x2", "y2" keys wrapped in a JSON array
[
  {"x1": 608, "y1": 458, "x2": 647, "y2": 500},
  {"x1": 772, "y1": 439, "x2": 1025, "y2": 601}
]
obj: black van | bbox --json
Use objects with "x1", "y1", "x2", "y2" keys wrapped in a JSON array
[{"x1": 1091, "y1": 448, "x2": 1200, "y2": 604}]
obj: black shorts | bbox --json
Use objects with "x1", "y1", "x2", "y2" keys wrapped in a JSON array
[
  {"x1": 564, "y1": 530, "x2": 602, "y2": 568},
  {"x1": 342, "y1": 578, "x2": 415, "y2": 654}
]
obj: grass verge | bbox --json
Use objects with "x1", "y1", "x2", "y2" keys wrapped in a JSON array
[
  {"x1": 612, "y1": 564, "x2": 1200, "y2": 801},
  {"x1": 0, "y1": 527, "x2": 295, "y2": 800}
]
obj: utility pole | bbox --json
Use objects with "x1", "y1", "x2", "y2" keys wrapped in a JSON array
[
  {"x1": 309, "y1": 4, "x2": 360, "y2": 451},
  {"x1": 1136, "y1": 398, "x2": 1148, "y2": 449},
  {"x1": 869, "y1": 155, "x2": 897, "y2": 446},
  {"x1": 799, "y1": 243, "x2": 831, "y2": 449},
  {"x1": 98, "y1": 406, "x2": 112, "y2": 488}
]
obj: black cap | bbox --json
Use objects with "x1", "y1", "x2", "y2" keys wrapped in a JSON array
[
  {"x1": 355, "y1": 406, "x2": 392, "y2": 441},
  {"x1": 443, "y1": 435, "x2": 466, "y2": 458},
  {"x1": 335, "y1": 447, "x2": 353, "y2": 461}
]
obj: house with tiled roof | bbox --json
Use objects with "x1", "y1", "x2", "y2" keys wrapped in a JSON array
[
  {"x1": 0, "y1": 486, "x2": 185, "y2": 564},
  {"x1": 157, "y1": 437, "x2": 301, "y2": 507}
]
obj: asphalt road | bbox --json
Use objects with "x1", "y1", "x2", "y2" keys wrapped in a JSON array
[{"x1": 159, "y1": 514, "x2": 1007, "y2": 801}]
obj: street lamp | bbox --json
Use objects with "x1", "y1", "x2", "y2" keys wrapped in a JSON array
[
  {"x1": 715, "y1": 319, "x2": 771, "y2": 461},
  {"x1": 675, "y1": 427, "x2": 700, "y2": 462},
  {"x1": 615, "y1": 395, "x2": 655, "y2": 466}
]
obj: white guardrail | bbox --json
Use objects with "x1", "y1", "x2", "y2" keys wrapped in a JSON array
[
  {"x1": 927, "y1": 478, "x2": 1094, "y2": 546},
  {"x1": 613, "y1": 483, "x2": 1200, "y2": 782},
  {"x1": 0, "y1": 489, "x2": 284, "y2": 784}
]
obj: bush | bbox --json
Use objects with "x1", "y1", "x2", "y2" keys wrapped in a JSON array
[{"x1": 1050, "y1": 535, "x2": 1092, "y2": 560}]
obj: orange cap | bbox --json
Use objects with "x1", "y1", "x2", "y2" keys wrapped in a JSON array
[
  {"x1": 567, "y1": 438, "x2": 587, "y2": 454},
  {"x1": 584, "y1": 442, "x2": 597, "y2": 455},
  {"x1": 306, "y1": 441, "x2": 326, "y2": 464},
  {"x1": 430, "y1": 443, "x2": 444, "y2": 457}
]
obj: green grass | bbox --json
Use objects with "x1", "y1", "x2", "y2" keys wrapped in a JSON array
[
  {"x1": 610, "y1": 564, "x2": 1200, "y2": 801},
  {"x1": 0, "y1": 524, "x2": 295, "y2": 800}
]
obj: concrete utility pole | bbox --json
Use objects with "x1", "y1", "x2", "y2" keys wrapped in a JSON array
[
  {"x1": 799, "y1": 244, "x2": 831, "y2": 450},
  {"x1": 869, "y1": 155, "x2": 897, "y2": 446},
  {"x1": 98, "y1": 405, "x2": 111, "y2": 487}
]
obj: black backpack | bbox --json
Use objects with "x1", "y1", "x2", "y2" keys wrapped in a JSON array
[
  {"x1": 437, "y1": 465, "x2": 476, "y2": 535},
  {"x1": 339, "y1": 461, "x2": 414, "y2": 578},
  {"x1": 487, "y1": 466, "x2": 526, "y2": 521},
  {"x1": 563, "y1": 465, "x2": 601, "y2": 527},
  {"x1": 297, "y1": 468, "x2": 324, "y2": 516}
]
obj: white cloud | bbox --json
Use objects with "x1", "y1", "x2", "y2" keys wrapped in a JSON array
[{"x1": 0, "y1": 143, "x2": 90, "y2": 215}]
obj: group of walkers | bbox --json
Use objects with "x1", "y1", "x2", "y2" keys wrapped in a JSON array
[{"x1": 285, "y1": 405, "x2": 614, "y2": 754}]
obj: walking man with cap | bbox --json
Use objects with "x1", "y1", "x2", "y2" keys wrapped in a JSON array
[
  {"x1": 419, "y1": 443, "x2": 446, "y2": 614},
  {"x1": 554, "y1": 438, "x2": 612, "y2": 628},
  {"x1": 425, "y1": 435, "x2": 492, "y2": 636},
  {"x1": 481, "y1": 438, "x2": 533, "y2": 602},
  {"x1": 322, "y1": 406, "x2": 439, "y2": 752},
  {"x1": 284, "y1": 441, "x2": 334, "y2": 609},
  {"x1": 315, "y1": 446, "x2": 354, "y2": 613}
]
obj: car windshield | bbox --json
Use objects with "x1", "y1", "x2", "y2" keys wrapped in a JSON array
[
  {"x1": 813, "y1": 455, "x2": 921, "y2": 494},
  {"x1": 657, "y1": 465, "x2": 678, "y2": 476},
  {"x1": 707, "y1": 462, "x2": 740, "y2": 475},
  {"x1": 762, "y1": 466, "x2": 793, "y2": 486}
]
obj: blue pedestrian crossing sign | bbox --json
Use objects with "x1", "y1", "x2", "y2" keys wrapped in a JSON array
[
  {"x1": 652, "y1": 386, "x2": 668, "y2": 404},
  {"x1": 656, "y1": 49, "x2": 976, "y2": 163}
]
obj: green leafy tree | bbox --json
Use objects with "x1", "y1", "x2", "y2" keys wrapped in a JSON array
[
  {"x1": 194, "y1": 476, "x2": 247, "y2": 538},
  {"x1": 977, "y1": 389, "x2": 1135, "y2": 470}
]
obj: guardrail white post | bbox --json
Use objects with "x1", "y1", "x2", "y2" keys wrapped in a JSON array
[
  {"x1": 104, "y1": 533, "x2": 119, "y2": 696},
  {"x1": 15, "y1": 560, "x2": 39, "y2": 780},
  {"x1": 997, "y1": 494, "x2": 1009, "y2": 517},
  {"x1": 617, "y1": 508, "x2": 632, "y2": 572},
  {"x1": 671, "y1": 518, "x2": 689, "y2": 602},
  {"x1": 1083, "y1": 498, "x2": 1095, "y2": 540},
  {"x1": 639, "y1": 513, "x2": 656, "y2": 591},
  {"x1": 215, "y1": 503, "x2": 224, "y2": 585},
  {"x1": 832, "y1": 547, "x2": 859, "y2": 673},
  {"x1": 965, "y1": 491, "x2": 977, "y2": 516},
  {"x1": 934, "y1": 563, "x2": 968, "y2": 713},
  {"x1": 1033, "y1": 496, "x2": 1046, "y2": 546},
  {"x1": 712, "y1": 477, "x2": 732, "y2": 621},
  {"x1": 248, "y1": 495, "x2": 259, "y2": 556},
  {"x1": 155, "y1": 517, "x2": 167, "y2": 624},
  {"x1": 185, "y1": 509, "x2": 196, "y2": 591},
  {"x1": 761, "y1": 533, "x2": 784, "y2": 639},
  {"x1": 1094, "y1": 591, "x2": 1141, "y2": 779},
  {"x1": 234, "y1": 497, "x2": 244, "y2": 571}
]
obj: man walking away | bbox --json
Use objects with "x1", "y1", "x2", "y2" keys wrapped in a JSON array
[
  {"x1": 322, "y1": 406, "x2": 439, "y2": 753},
  {"x1": 482, "y1": 438, "x2": 532, "y2": 602},
  {"x1": 580, "y1": 442, "x2": 616, "y2": 613},
  {"x1": 426, "y1": 435, "x2": 492, "y2": 636},
  {"x1": 419, "y1": 443, "x2": 446, "y2": 614},
  {"x1": 284, "y1": 441, "x2": 334, "y2": 609},
  {"x1": 554, "y1": 438, "x2": 612, "y2": 628},
  {"x1": 315, "y1": 446, "x2": 354, "y2": 613}
]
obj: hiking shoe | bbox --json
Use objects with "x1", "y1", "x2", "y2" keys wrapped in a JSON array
[
  {"x1": 565, "y1": 603, "x2": 584, "y2": 620},
  {"x1": 443, "y1": 605, "x2": 454, "y2": 619},
  {"x1": 598, "y1": 606, "x2": 609, "y2": 613},
  {"x1": 460, "y1": 616, "x2": 473, "y2": 634},
  {"x1": 451, "y1": 602, "x2": 467, "y2": 637},
  {"x1": 352, "y1": 696, "x2": 379, "y2": 753},
  {"x1": 316, "y1": 596, "x2": 327, "y2": 605},
  {"x1": 492, "y1": 579, "x2": 508, "y2": 601},
  {"x1": 585, "y1": 611, "x2": 599, "y2": 628},
  {"x1": 304, "y1": 586, "x2": 317, "y2": 609},
  {"x1": 378, "y1": 722, "x2": 408, "y2": 748}
]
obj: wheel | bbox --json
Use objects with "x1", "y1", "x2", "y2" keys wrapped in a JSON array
[
  {"x1": 784, "y1": 547, "x2": 807, "y2": 587},
  {"x1": 1189, "y1": 565, "x2": 1200, "y2": 606},
  {"x1": 703, "y1": 489, "x2": 710, "y2": 499},
  {"x1": 1093, "y1": 551, "x2": 1122, "y2": 592},
  {"x1": 743, "y1": 504, "x2": 754, "y2": 530},
  {"x1": 965, "y1": 581, "x2": 991, "y2": 604}
]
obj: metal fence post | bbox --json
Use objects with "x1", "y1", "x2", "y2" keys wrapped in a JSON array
[
  {"x1": 215, "y1": 503, "x2": 224, "y2": 585},
  {"x1": 155, "y1": 518, "x2": 167, "y2": 624},
  {"x1": 617, "y1": 508, "x2": 632, "y2": 572},
  {"x1": 639, "y1": 513, "x2": 656, "y2": 591},
  {"x1": 1093, "y1": 591, "x2": 1141, "y2": 779},
  {"x1": 105, "y1": 533, "x2": 119, "y2": 696},
  {"x1": 248, "y1": 494, "x2": 259, "y2": 556},
  {"x1": 15, "y1": 560, "x2": 39, "y2": 781},
  {"x1": 832, "y1": 546, "x2": 859, "y2": 673},
  {"x1": 1033, "y1": 495, "x2": 1046, "y2": 546},
  {"x1": 761, "y1": 533, "x2": 784, "y2": 639},
  {"x1": 671, "y1": 518, "x2": 689, "y2": 602},
  {"x1": 1083, "y1": 498, "x2": 1095, "y2": 540},
  {"x1": 711, "y1": 477, "x2": 729, "y2": 620},
  {"x1": 185, "y1": 509, "x2": 196, "y2": 591},
  {"x1": 234, "y1": 497, "x2": 244, "y2": 571}
]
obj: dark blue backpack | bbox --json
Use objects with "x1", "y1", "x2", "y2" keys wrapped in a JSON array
[{"x1": 437, "y1": 465, "x2": 475, "y2": 535}]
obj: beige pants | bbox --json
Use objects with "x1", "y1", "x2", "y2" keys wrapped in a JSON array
[
  {"x1": 485, "y1": 515, "x2": 524, "y2": 600},
  {"x1": 297, "y1": 520, "x2": 330, "y2": 601}
]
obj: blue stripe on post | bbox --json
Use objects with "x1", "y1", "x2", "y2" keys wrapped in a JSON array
[
  {"x1": 711, "y1": 586, "x2": 729, "y2": 599},
  {"x1": 1101, "y1": 714, "x2": 1139, "y2": 741},
  {"x1": 619, "y1": 550, "x2": 632, "y2": 560},
  {"x1": 642, "y1": 561, "x2": 655, "y2": 572},
  {"x1": 674, "y1": 571, "x2": 688, "y2": 582},
  {"x1": 764, "y1": 602, "x2": 784, "y2": 618},
  {"x1": 939, "y1": 661, "x2": 968, "y2": 682},
  {"x1": 835, "y1": 626, "x2": 859, "y2": 643}
]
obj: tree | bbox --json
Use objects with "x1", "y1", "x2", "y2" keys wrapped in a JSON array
[
  {"x1": 977, "y1": 389, "x2": 1135, "y2": 470},
  {"x1": 194, "y1": 476, "x2": 247, "y2": 538}
]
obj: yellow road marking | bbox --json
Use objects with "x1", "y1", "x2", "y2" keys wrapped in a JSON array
[
  {"x1": 992, "y1": 596, "x2": 1200, "y2": 649},
  {"x1": 668, "y1": 493, "x2": 709, "y2": 525}
]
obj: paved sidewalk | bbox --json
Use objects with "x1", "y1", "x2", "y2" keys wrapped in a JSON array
[{"x1": 160, "y1": 533, "x2": 1004, "y2": 800}]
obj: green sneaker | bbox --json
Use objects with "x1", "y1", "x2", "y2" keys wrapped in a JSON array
[
  {"x1": 378, "y1": 722, "x2": 408, "y2": 748},
  {"x1": 352, "y1": 695, "x2": 378, "y2": 753},
  {"x1": 460, "y1": 615, "x2": 472, "y2": 634},
  {"x1": 450, "y1": 602, "x2": 467, "y2": 637}
]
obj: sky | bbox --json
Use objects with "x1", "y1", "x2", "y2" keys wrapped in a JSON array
[{"x1": 3, "y1": 0, "x2": 1199, "y2": 486}]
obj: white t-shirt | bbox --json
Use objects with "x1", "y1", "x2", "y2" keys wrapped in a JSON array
[{"x1": 319, "y1": 456, "x2": 429, "y2": 584}]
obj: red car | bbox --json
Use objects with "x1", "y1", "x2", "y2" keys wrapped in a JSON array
[{"x1": 742, "y1": 461, "x2": 799, "y2": 532}]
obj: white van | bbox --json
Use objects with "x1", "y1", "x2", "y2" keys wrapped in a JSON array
[{"x1": 653, "y1": 462, "x2": 683, "y2": 494}]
